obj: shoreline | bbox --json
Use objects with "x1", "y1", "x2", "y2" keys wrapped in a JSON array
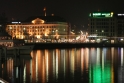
[{"x1": 25, "y1": 43, "x2": 124, "y2": 49}]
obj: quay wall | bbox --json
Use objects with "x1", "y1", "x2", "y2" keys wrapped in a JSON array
[{"x1": 25, "y1": 43, "x2": 124, "y2": 49}]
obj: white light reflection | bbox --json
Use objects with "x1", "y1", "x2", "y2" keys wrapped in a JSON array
[
  {"x1": 118, "y1": 48, "x2": 124, "y2": 83},
  {"x1": 102, "y1": 48, "x2": 104, "y2": 70},
  {"x1": 96, "y1": 48, "x2": 100, "y2": 65},
  {"x1": 23, "y1": 65, "x2": 26, "y2": 83},
  {"x1": 90, "y1": 48, "x2": 96, "y2": 64},
  {"x1": 102, "y1": 48, "x2": 107, "y2": 70},
  {"x1": 121, "y1": 48, "x2": 123, "y2": 66},
  {"x1": 60, "y1": 49, "x2": 66, "y2": 81},
  {"x1": 63, "y1": 49, "x2": 66, "y2": 80},
  {"x1": 111, "y1": 47, "x2": 114, "y2": 64},
  {"x1": 16, "y1": 67, "x2": 18, "y2": 78},
  {"x1": 56, "y1": 49, "x2": 58, "y2": 81}
]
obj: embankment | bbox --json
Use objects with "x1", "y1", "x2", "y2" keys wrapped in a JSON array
[{"x1": 25, "y1": 43, "x2": 124, "y2": 49}]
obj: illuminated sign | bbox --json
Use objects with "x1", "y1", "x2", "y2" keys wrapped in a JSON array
[
  {"x1": 12, "y1": 22, "x2": 21, "y2": 24},
  {"x1": 89, "y1": 12, "x2": 114, "y2": 18},
  {"x1": 117, "y1": 13, "x2": 124, "y2": 16}
]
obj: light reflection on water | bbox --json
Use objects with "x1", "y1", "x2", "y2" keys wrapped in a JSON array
[{"x1": 0, "y1": 47, "x2": 124, "y2": 83}]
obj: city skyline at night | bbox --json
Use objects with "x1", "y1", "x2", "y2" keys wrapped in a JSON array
[{"x1": 0, "y1": 0, "x2": 124, "y2": 30}]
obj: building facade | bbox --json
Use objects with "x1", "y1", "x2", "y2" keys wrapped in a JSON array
[
  {"x1": 117, "y1": 13, "x2": 124, "y2": 37},
  {"x1": 88, "y1": 11, "x2": 118, "y2": 43},
  {"x1": 6, "y1": 16, "x2": 69, "y2": 43}
]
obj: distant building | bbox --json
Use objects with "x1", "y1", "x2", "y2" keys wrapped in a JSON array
[
  {"x1": 88, "y1": 11, "x2": 119, "y2": 43},
  {"x1": 116, "y1": 13, "x2": 124, "y2": 37},
  {"x1": 6, "y1": 16, "x2": 69, "y2": 43},
  {"x1": 88, "y1": 11, "x2": 116, "y2": 37}
]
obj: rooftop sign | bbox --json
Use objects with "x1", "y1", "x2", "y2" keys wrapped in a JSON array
[
  {"x1": 89, "y1": 12, "x2": 114, "y2": 18},
  {"x1": 12, "y1": 22, "x2": 21, "y2": 24},
  {"x1": 117, "y1": 13, "x2": 124, "y2": 16}
]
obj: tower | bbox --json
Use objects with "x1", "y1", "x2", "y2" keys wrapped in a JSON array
[{"x1": 43, "y1": 7, "x2": 46, "y2": 16}]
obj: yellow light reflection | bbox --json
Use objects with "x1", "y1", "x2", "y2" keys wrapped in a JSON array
[
  {"x1": 45, "y1": 49, "x2": 49, "y2": 82},
  {"x1": 70, "y1": 48, "x2": 75, "y2": 78},
  {"x1": 42, "y1": 54, "x2": 45, "y2": 83},
  {"x1": 76, "y1": 49, "x2": 81, "y2": 68},
  {"x1": 36, "y1": 51, "x2": 38, "y2": 82},
  {"x1": 81, "y1": 48, "x2": 84, "y2": 73},
  {"x1": 111, "y1": 47, "x2": 114, "y2": 83},
  {"x1": 85, "y1": 48, "x2": 89, "y2": 69},
  {"x1": 52, "y1": 50, "x2": 56, "y2": 79},
  {"x1": 7, "y1": 58, "x2": 13, "y2": 79}
]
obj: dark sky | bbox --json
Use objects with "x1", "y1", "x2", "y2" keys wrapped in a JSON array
[{"x1": 0, "y1": 0, "x2": 124, "y2": 30}]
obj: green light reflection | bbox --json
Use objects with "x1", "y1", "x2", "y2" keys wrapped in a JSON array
[{"x1": 89, "y1": 64, "x2": 111, "y2": 83}]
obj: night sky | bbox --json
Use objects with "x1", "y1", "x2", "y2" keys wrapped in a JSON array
[{"x1": 0, "y1": 0, "x2": 124, "y2": 30}]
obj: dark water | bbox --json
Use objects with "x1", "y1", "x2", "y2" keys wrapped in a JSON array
[{"x1": 0, "y1": 47, "x2": 124, "y2": 83}]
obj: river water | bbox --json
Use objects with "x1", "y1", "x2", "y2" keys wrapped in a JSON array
[{"x1": 0, "y1": 47, "x2": 124, "y2": 83}]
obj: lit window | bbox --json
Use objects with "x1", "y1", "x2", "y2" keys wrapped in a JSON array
[{"x1": 102, "y1": 30, "x2": 104, "y2": 32}]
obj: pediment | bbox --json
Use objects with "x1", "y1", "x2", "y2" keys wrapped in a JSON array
[{"x1": 32, "y1": 18, "x2": 45, "y2": 24}]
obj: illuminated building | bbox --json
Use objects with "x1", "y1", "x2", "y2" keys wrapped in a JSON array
[
  {"x1": 88, "y1": 11, "x2": 124, "y2": 43},
  {"x1": 88, "y1": 11, "x2": 117, "y2": 43},
  {"x1": 6, "y1": 16, "x2": 69, "y2": 43},
  {"x1": 117, "y1": 13, "x2": 124, "y2": 37},
  {"x1": 89, "y1": 11, "x2": 116, "y2": 37}
]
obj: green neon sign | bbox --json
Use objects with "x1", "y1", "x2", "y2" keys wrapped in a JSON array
[{"x1": 89, "y1": 12, "x2": 113, "y2": 18}]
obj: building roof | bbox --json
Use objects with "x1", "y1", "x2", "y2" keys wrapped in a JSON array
[{"x1": 23, "y1": 16, "x2": 67, "y2": 23}]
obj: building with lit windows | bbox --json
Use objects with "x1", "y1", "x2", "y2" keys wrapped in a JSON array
[
  {"x1": 88, "y1": 11, "x2": 117, "y2": 43},
  {"x1": 117, "y1": 13, "x2": 124, "y2": 37},
  {"x1": 6, "y1": 16, "x2": 69, "y2": 43}
]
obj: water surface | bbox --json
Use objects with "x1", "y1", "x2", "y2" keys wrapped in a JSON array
[{"x1": 0, "y1": 47, "x2": 124, "y2": 83}]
